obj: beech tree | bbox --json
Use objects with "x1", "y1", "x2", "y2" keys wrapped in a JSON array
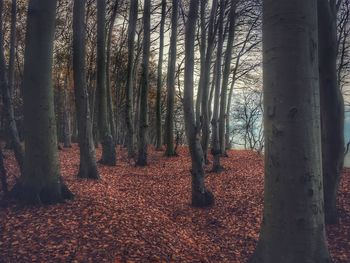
[
  {"x1": 13, "y1": 0, "x2": 73, "y2": 204},
  {"x1": 125, "y1": 0, "x2": 138, "y2": 158},
  {"x1": 249, "y1": 0, "x2": 331, "y2": 261},
  {"x1": 73, "y1": 0, "x2": 99, "y2": 179},
  {"x1": 318, "y1": 0, "x2": 345, "y2": 224},
  {"x1": 164, "y1": 0, "x2": 178, "y2": 157},
  {"x1": 97, "y1": 0, "x2": 116, "y2": 166},
  {"x1": 136, "y1": 0, "x2": 151, "y2": 166},
  {"x1": 184, "y1": 0, "x2": 214, "y2": 207}
]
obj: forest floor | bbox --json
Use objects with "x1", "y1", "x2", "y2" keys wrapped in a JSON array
[{"x1": 0, "y1": 145, "x2": 349, "y2": 263}]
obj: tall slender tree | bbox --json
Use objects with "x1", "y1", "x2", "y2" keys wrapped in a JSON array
[
  {"x1": 201, "y1": 0, "x2": 218, "y2": 164},
  {"x1": 164, "y1": 0, "x2": 178, "y2": 157},
  {"x1": 219, "y1": 0, "x2": 236, "y2": 157},
  {"x1": 13, "y1": 0, "x2": 73, "y2": 204},
  {"x1": 156, "y1": 0, "x2": 166, "y2": 150},
  {"x1": 211, "y1": 0, "x2": 225, "y2": 172},
  {"x1": 249, "y1": 0, "x2": 331, "y2": 261},
  {"x1": 318, "y1": 0, "x2": 345, "y2": 224},
  {"x1": 136, "y1": 0, "x2": 151, "y2": 166},
  {"x1": 97, "y1": 0, "x2": 116, "y2": 165},
  {"x1": 184, "y1": 0, "x2": 214, "y2": 207},
  {"x1": 73, "y1": 0, "x2": 99, "y2": 179},
  {"x1": 125, "y1": 0, "x2": 138, "y2": 158}
]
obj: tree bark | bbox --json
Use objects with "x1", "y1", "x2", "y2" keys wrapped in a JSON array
[
  {"x1": 73, "y1": 0, "x2": 99, "y2": 180},
  {"x1": 106, "y1": 0, "x2": 119, "y2": 145},
  {"x1": 164, "y1": 0, "x2": 178, "y2": 157},
  {"x1": 184, "y1": 0, "x2": 214, "y2": 208},
  {"x1": 125, "y1": 0, "x2": 138, "y2": 158},
  {"x1": 12, "y1": 0, "x2": 73, "y2": 204},
  {"x1": 62, "y1": 70, "x2": 72, "y2": 148},
  {"x1": 97, "y1": 0, "x2": 116, "y2": 166},
  {"x1": 318, "y1": 0, "x2": 345, "y2": 225},
  {"x1": 249, "y1": 0, "x2": 331, "y2": 261},
  {"x1": 219, "y1": 0, "x2": 236, "y2": 157},
  {"x1": 211, "y1": 0, "x2": 225, "y2": 172},
  {"x1": 136, "y1": 0, "x2": 151, "y2": 166},
  {"x1": 201, "y1": 0, "x2": 217, "y2": 164}
]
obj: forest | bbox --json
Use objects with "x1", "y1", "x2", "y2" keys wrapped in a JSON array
[{"x1": 0, "y1": 0, "x2": 349, "y2": 262}]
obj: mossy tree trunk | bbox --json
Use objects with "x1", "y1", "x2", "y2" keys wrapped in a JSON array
[
  {"x1": 184, "y1": 0, "x2": 214, "y2": 208},
  {"x1": 73, "y1": 0, "x2": 99, "y2": 180},
  {"x1": 164, "y1": 0, "x2": 178, "y2": 157},
  {"x1": 97, "y1": 0, "x2": 116, "y2": 166},
  {"x1": 249, "y1": 0, "x2": 331, "y2": 261},
  {"x1": 13, "y1": 0, "x2": 73, "y2": 205}
]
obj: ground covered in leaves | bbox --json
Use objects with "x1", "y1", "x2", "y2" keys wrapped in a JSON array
[{"x1": 0, "y1": 145, "x2": 349, "y2": 262}]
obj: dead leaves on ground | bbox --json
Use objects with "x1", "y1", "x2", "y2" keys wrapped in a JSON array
[{"x1": 0, "y1": 145, "x2": 349, "y2": 262}]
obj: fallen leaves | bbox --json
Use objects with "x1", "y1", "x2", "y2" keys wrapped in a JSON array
[{"x1": 0, "y1": 145, "x2": 349, "y2": 262}]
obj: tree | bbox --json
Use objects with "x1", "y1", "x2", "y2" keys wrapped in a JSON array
[
  {"x1": 13, "y1": 0, "x2": 73, "y2": 204},
  {"x1": 164, "y1": 0, "x2": 178, "y2": 157},
  {"x1": 184, "y1": 0, "x2": 214, "y2": 207},
  {"x1": 73, "y1": 0, "x2": 99, "y2": 179},
  {"x1": 201, "y1": 0, "x2": 218, "y2": 164},
  {"x1": 125, "y1": 0, "x2": 138, "y2": 158},
  {"x1": 136, "y1": 0, "x2": 151, "y2": 166},
  {"x1": 249, "y1": 0, "x2": 332, "y2": 261},
  {"x1": 0, "y1": 0, "x2": 24, "y2": 173},
  {"x1": 219, "y1": 0, "x2": 237, "y2": 156},
  {"x1": 211, "y1": 0, "x2": 225, "y2": 172},
  {"x1": 156, "y1": 0, "x2": 166, "y2": 150},
  {"x1": 318, "y1": 0, "x2": 345, "y2": 224},
  {"x1": 97, "y1": 0, "x2": 116, "y2": 166}
]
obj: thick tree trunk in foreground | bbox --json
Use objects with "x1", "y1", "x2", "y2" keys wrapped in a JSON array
[
  {"x1": 73, "y1": 0, "x2": 99, "y2": 180},
  {"x1": 0, "y1": 0, "x2": 24, "y2": 174},
  {"x1": 211, "y1": 0, "x2": 225, "y2": 172},
  {"x1": 97, "y1": 0, "x2": 116, "y2": 166},
  {"x1": 125, "y1": 0, "x2": 138, "y2": 158},
  {"x1": 156, "y1": 0, "x2": 166, "y2": 150},
  {"x1": 249, "y1": 0, "x2": 331, "y2": 262},
  {"x1": 136, "y1": 0, "x2": 151, "y2": 166},
  {"x1": 13, "y1": 0, "x2": 73, "y2": 204},
  {"x1": 318, "y1": 0, "x2": 344, "y2": 225},
  {"x1": 201, "y1": 0, "x2": 217, "y2": 164},
  {"x1": 164, "y1": 0, "x2": 178, "y2": 157},
  {"x1": 8, "y1": 0, "x2": 16, "y2": 97},
  {"x1": 184, "y1": 0, "x2": 214, "y2": 208},
  {"x1": 0, "y1": 146, "x2": 7, "y2": 194},
  {"x1": 219, "y1": 0, "x2": 236, "y2": 157}
]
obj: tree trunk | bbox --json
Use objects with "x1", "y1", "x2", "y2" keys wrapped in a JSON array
[
  {"x1": 0, "y1": 146, "x2": 7, "y2": 194},
  {"x1": 73, "y1": 0, "x2": 99, "y2": 180},
  {"x1": 62, "y1": 70, "x2": 72, "y2": 148},
  {"x1": 249, "y1": 0, "x2": 331, "y2": 261},
  {"x1": 0, "y1": 0, "x2": 24, "y2": 174},
  {"x1": 97, "y1": 0, "x2": 116, "y2": 166},
  {"x1": 318, "y1": 0, "x2": 344, "y2": 225},
  {"x1": 201, "y1": 0, "x2": 217, "y2": 164},
  {"x1": 164, "y1": 0, "x2": 178, "y2": 157},
  {"x1": 156, "y1": 0, "x2": 166, "y2": 150},
  {"x1": 219, "y1": 0, "x2": 236, "y2": 157},
  {"x1": 136, "y1": 0, "x2": 151, "y2": 166},
  {"x1": 211, "y1": 0, "x2": 225, "y2": 172},
  {"x1": 106, "y1": 0, "x2": 119, "y2": 145},
  {"x1": 125, "y1": 0, "x2": 138, "y2": 158},
  {"x1": 12, "y1": 0, "x2": 73, "y2": 204},
  {"x1": 184, "y1": 0, "x2": 214, "y2": 208}
]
